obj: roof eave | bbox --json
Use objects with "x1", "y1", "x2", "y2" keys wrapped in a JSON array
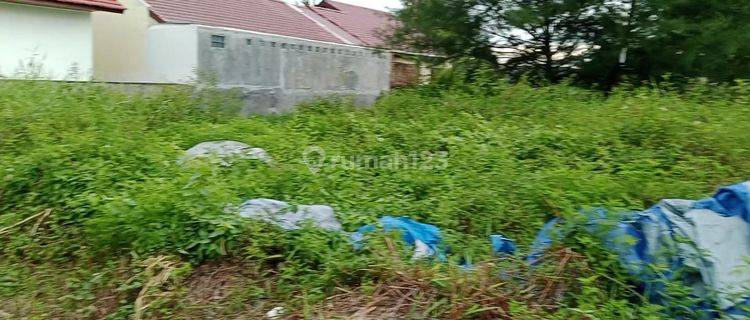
[
  {"x1": 149, "y1": 9, "x2": 164, "y2": 22},
  {"x1": 6, "y1": 0, "x2": 125, "y2": 13}
]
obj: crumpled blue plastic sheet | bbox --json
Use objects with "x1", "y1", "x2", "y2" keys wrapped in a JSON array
[
  {"x1": 694, "y1": 182, "x2": 750, "y2": 221},
  {"x1": 351, "y1": 216, "x2": 516, "y2": 261},
  {"x1": 490, "y1": 234, "x2": 517, "y2": 255},
  {"x1": 352, "y1": 216, "x2": 445, "y2": 260},
  {"x1": 525, "y1": 182, "x2": 750, "y2": 318}
]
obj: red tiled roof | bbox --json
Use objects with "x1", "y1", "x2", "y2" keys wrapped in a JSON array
[
  {"x1": 299, "y1": 5, "x2": 362, "y2": 45},
  {"x1": 12, "y1": 0, "x2": 125, "y2": 12},
  {"x1": 310, "y1": 0, "x2": 396, "y2": 48},
  {"x1": 145, "y1": 0, "x2": 346, "y2": 44}
]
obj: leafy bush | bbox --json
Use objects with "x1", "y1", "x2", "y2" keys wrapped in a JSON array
[{"x1": 0, "y1": 79, "x2": 748, "y2": 318}]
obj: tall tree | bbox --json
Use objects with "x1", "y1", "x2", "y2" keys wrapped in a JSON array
[
  {"x1": 577, "y1": 0, "x2": 657, "y2": 89},
  {"x1": 393, "y1": 0, "x2": 497, "y2": 65},
  {"x1": 479, "y1": 0, "x2": 609, "y2": 83},
  {"x1": 394, "y1": 0, "x2": 611, "y2": 83},
  {"x1": 395, "y1": 0, "x2": 750, "y2": 87},
  {"x1": 582, "y1": 0, "x2": 750, "y2": 87},
  {"x1": 638, "y1": 0, "x2": 750, "y2": 83}
]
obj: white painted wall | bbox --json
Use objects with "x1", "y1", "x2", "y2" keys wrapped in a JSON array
[
  {"x1": 147, "y1": 24, "x2": 199, "y2": 84},
  {"x1": 0, "y1": 2, "x2": 93, "y2": 80}
]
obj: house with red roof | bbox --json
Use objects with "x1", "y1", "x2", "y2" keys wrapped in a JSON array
[
  {"x1": 87, "y1": 0, "x2": 431, "y2": 113},
  {"x1": 0, "y1": 0, "x2": 124, "y2": 80}
]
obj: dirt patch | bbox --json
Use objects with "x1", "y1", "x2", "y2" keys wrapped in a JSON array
[
  {"x1": 185, "y1": 259, "x2": 250, "y2": 304},
  {"x1": 172, "y1": 258, "x2": 270, "y2": 319},
  {"x1": 91, "y1": 288, "x2": 122, "y2": 318}
]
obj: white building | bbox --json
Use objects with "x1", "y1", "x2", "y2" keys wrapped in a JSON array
[
  {"x1": 0, "y1": 0, "x2": 432, "y2": 113},
  {"x1": 0, "y1": 0, "x2": 124, "y2": 81}
]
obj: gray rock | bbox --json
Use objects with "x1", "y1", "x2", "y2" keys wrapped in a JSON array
[
  {"x1": 238, "y1": 198, "x2": 342, "y2": 232},
  {"x1": 181, "y1": 141, "x2": 273, "y2": 166}
]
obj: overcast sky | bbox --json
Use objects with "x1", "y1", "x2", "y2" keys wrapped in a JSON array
[{"x1": 336, "y1": 0, "x2": 403, "y2": 12}]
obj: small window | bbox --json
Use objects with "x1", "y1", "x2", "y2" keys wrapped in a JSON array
[
  {"x1": 282, "y1": 43, "x2": 288, "y2": 49},
  {"x1": 211, "y1": 35, "x2": 225, "y2": 48},
  {"x1": 246, "y1": 39, "x2": 253, "y2": 46},
  {"x1": 271, "y1": 42, "x2": 277, "y2": 47},
  {"x1": 308, "y1": 46, "x2": 313, "y2": 51}
]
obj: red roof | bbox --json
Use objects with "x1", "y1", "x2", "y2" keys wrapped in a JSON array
[
  {"x1": 15, "y1": 0, "x2": 125, "y2": 12},
  {"x1": 310, "y1": 0, "x2": 396, "y2": 48},
  {"x1": 146, "y1": 0, "x2": 346, "y2": 44}
]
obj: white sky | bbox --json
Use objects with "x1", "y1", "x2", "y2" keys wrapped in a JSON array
[{"x1": 335, "y1": 0, "x2": 403, "y2": 12}]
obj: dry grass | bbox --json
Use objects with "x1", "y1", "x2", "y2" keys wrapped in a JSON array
[{"x1": 0, "y1": 246, "x2": 592, "y2": 320}]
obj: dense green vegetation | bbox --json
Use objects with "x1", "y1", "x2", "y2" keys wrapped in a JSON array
[
  {"x1": 1, "y1": 79, "x2": 749, "y2": 318},
  {"x1": 395, "y1": 0, "x2": 750, "y2": 88}
]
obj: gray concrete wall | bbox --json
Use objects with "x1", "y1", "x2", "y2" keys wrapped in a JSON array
[{"x1": 195, "y1": 26, "x2": 391, "y2": 114}]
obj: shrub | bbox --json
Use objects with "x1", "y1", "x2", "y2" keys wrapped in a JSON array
[{"x1": 0, "y1": 78, "x2": 748, "y2": 318}]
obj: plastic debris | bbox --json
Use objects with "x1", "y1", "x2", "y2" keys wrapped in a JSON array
[
  {"x1": 238, "y1": 198, "x2": 342, "y2": 232},
  {"x1": 525, "y1": 181, "x2": 750, "y2": 317},
  {"x1": 352, "y1": 216, "x2": 445, "y2": 260},
  {"x1": 181, "y1": 141, "x2": 273, "y2": 166},
  {"x1": 490, "y1": 234, "x2": 517, "y2": 256},
  {"x1": 235, "y1": 178, "x2": 750, "y2": 318},
  {"x1": 265, "y1": 306, "x2": 286, "y2": 319}
]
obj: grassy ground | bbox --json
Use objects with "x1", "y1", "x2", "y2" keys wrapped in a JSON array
[{"x1": 0, "y1": 79, "x2": 748, "y2": 319}]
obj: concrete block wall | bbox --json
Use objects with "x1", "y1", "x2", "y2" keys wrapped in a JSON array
[{"x1": 195, "y1": 26, "x2": 392, "y2": 114}]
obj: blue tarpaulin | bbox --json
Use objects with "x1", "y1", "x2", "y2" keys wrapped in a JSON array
[
  {"x1": 527, "y1": 182, "x2": 750, "y2": 317},
  {"x1": 239, "y1": 180, "x2": 750, "y2": 318}
]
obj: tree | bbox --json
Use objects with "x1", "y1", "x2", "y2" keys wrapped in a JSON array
[
  {"x1": 480, "y1": 0, "x2": 611, "y2": 83},
  {"x1": 577, "y1": 0, "x2": 657, "y2": 90},
  {"x1": 393, "y1": 0, "x2": 498, "y2": 65},
  {"x1": 582, "y1": 0, "x2": 750, "y2": 87},
  {"x1": 637, "y1": 0, "x2": 750, "y2": 83},
  {"x1": 394, "y1": 0, "x2": 750, "y2": 87},
  {"x1": 394, "y1": 0, "x2": 612, "y2": 83}
]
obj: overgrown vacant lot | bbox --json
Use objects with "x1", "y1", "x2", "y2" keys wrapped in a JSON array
[{"x1": 1, "y1": 80, "x2": 749, "y2": 319}]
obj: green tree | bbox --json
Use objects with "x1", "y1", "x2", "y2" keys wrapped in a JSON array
[
  {"x1": 482, "y1": 0, "x2": 610, "y2": 83},
  {"x1": 394, "y1": 0, "x2": 611, "y2": 83},
  {"x1": 577, "y1": 0, "x2": 655, "y2": 90},
  {"x1": 393, "y1": 0, "x2": 497, "y2": 65},
  {"x1": 395, "y1": 0, "x2": 750, "y2": 87},
  {"x1": 638, "y1": 0, "x2": 750, "y2": 83},
  {"x1": 582, "y1": 0, "x2": 750, "y2": 88}
]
